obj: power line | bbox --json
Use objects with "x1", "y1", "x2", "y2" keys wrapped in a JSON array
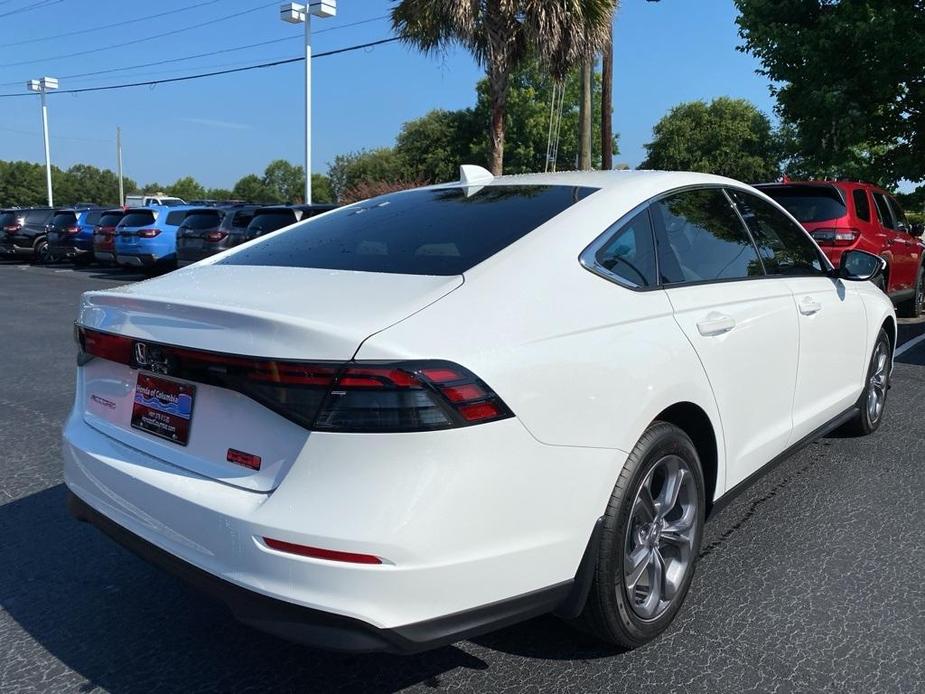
[
  {"x1": 3, "y1": 0, "x2": 224, "y2": 47},
  {"x1": 0, "y1": 1, "x2": 279, "y2": 68},
  {"x1": 0, "y1": 15, "x2": 390, "y2": 87},
  {"x1": 0, "y1": 0, "x2": 62, "y2": 20},
  {"x1": 0, "y1": 38, "x2": 401, "y2": 98}
]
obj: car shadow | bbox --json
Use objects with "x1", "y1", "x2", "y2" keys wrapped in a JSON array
[{"x1": 0, "y1": 485, "x2": 493, "y2": 693}]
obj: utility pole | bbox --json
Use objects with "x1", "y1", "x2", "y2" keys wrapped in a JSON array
[
  {"x1": 279, "y1": 1, "x2": 336, "y2": 205},
  {"x1": 116, "y1": 127, "x2": 124, "y2": 206},
  {"x1": 578, "y1": 60, "x2": 592, "y2": 170},
  {"x1": 601, "y1": 26, "x2": 614, "y2": 171},
  {"x1": 26, "y1": 77, "x2": 58, "y2": 207}
]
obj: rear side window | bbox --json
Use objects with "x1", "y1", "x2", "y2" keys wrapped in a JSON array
[
  {"x1": 51, "y1": 212, "x2": 77, "y2": 227},
  {"x1": 120, "y1": 211, "x2": 156, "y2": 227},
  {"x1": 652, "y1": 188, "x2": 763, "y2": 284},
  {"x1": 246, "y1": 211, "x2": 298, "y2": 234},
  {"x1": 729, "y1": 190, "x2": 825, "y2": 276},
  {"x1": 97, "y1": 212, "x2": 125, "y2": 227},
  {"x1": 182, "y1": 212, "x2": 223, "y2": 229},
  {"x1": 852, "y1": 189, "x2": 871, "y2": 222},
  {"x1": 592, "y1": 209, "x2": 657, "y2": 287},
  {"x1": 83, "y1": 210, "x2": 104, "y2": 225},
  {"x1": 0, "y1": 212, "x2": 17, "y2": 227},
  {"x1": 760, "y1": 185, "x2": 846, "y2": 223},
  {"x1": 165, "y1": 211, "x2": 189, "y2": 226},
  {"x1": 223, "y1": 185, "x2": 598, "y2": 276},
  {"x1": 873, "y1": 193, "x2": 895, "y2": 229}
]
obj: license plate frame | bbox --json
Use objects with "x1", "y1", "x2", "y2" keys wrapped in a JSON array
[{"x1": 131, "y1": 372, "x2": 196, "y2": 446}]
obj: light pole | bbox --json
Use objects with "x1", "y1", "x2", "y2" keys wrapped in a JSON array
[
  {"x1": 279, "y1": 1, "x2": 336, "y2": 205},
  {"x1": 26, "y1": 76, "x2": 58, "y2": 207}
]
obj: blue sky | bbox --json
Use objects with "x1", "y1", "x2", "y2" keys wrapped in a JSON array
[{"x1": 0, "y1": 0, "x2": 775, "y2": 189}]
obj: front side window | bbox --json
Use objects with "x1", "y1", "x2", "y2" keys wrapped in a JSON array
[
  {"x1": 852, "y1": 189, "x2": 871, "y2": 222},
  {"x1": 592, "y1": 209, "x2": 657, "y2": 287},
  {"x1": 873, "y1": 193, "x2": 895, "y2": 229},
  {"x1": 729, "y1": 190, "x2": 825, "y2": 276},
  {"x1": 230, "y1": 211, "x2": 255, "y2": 229},
  {"x1": 651, "y1": 188, "x2": 763, "y2": 284}
]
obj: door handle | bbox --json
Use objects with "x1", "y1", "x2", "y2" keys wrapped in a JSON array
[
  {"x1": 799, "y1": 297, "x2": 823, "y2": 315},
  {"x1": 697, "y1": 312, "x2": 736, "y2": 336}
]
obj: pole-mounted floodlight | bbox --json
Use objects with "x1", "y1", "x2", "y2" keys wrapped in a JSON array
[
  {"x1": 278, "y1": 1, "x2": 336, "y2": 205},
  {"x1": 26, "y1": 77, "x2": 59, "y2": 207}
]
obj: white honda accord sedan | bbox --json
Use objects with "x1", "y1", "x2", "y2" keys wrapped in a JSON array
[{"x1": 64, "y1": 168, "x2": 895, "y2": 653}]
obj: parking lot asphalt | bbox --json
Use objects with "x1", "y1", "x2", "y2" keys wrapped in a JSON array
[{"x1": 0, "y1": 260, "x2": 923, "y2": 694}]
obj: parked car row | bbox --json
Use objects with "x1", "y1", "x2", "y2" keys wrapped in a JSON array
[{"x1": 0, "y1": 202, "x2": 337, "y2": 272}]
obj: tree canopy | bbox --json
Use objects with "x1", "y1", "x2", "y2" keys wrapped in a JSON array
[
  {"x1": 736, "y1": 0, "x2": 925, "y2": 185},
  {"x1": 640, "y1": 97, "x2": 780, "y2": 182}
]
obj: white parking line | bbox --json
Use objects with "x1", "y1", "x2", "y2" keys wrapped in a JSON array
[{"x1": 897, "y1": 331, "x2": 925, "y2": 357}]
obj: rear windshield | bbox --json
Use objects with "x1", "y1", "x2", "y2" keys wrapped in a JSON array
[
  {"x1": 0, "y1": 212, "x2": 18, "y2": 226},
  {"x1": 159, "y1": 198, "x2": 185, "y2": 207},
  {"x1": 97, "y1": 212, "x2": 125, "y2": 227},
  {"x1": 181, "y1": 212, "x2": 222, "y2": 229},
  {"x1": 51, "y1": 212, "x2": 78, "y2": 227},
  {"x1": 229, "y1": 210, "x2": 256, "y2": 230},
  {"x1": 759, "y1": 185, "x2": 847, "y2": 223},
  {"x1": 246, "y1": 211, "x2": 297, "y2": 234},
  {"x1": 165, "y1": 210, "x2": 190, "y2": 226},
  {"x1": 84, "y1": 210, "x2": 104, "y2": 225},
  {"x1": 222, "y1": 185, "x2": 597, "y2": 275},
  {"x1": 120, "y1": 211, "x2": 156, "y2": 227}
]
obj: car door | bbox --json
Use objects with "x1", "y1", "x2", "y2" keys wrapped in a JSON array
[
  {"x1": 729, "y1": 189, "x2": 869, "y2": 442},
  {"x1": 654, "y1": 187, "x2": 799, "y2": 487},
  {"x1": 873, "y1": 191, "x2": 916, "y2": 291},
  {"x1": 887, "y1": 195, "x2": 923, "y2": 283}
]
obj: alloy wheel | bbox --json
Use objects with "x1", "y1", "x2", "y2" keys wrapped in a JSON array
[
  {"x1": 623, "y1": 455, "x2": 698, "y2": 621},
  {"x1": 867, "y1": 341, "x2": 890, "y2": 424}
]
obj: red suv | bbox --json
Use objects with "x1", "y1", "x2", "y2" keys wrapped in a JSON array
[{"x1": 756, "y1": 180, "x2": 925, "y2": 317}]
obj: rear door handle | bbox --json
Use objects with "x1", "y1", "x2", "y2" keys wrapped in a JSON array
[
  {"x1": 697, "y1": 312, "x2": 736, "y2": 336},
  {"x1": 799, "y1": 297, "x2": 823, "y2": 315}
]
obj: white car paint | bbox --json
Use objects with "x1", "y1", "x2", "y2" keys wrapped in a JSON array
[{"x1": 62, "y1": 170, "x2": 895, "y2": 650}]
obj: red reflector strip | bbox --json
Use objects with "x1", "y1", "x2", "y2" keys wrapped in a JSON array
[
  {"x1": 263, "y1": 538, "x2": 382, "y2": 565},
  {"x1": 227, "y1": 448, "x2": 261, "y2": 470}
]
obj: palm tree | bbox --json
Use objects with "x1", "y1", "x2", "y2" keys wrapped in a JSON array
[
  {"x1": 391, "y1": 0, "x2": 617, "y2": 175},
  {"x1": 601, "y1": 22, "x2": 613, "y2": 170}
]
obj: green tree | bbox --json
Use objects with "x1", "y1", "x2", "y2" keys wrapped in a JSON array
[
  {"x1": 232, "y1": 174, "x2": 273, "y2": 202},
  {"x1": 166, "y1": 176, "x2": 206, "y2": 201},
  {"x1": 392, "y1": 0, "x2": 616, "y2": 175},
  {"x1": 311, "y1": 173, "x2": 335, "y2": 204},
  {"x1": 262, "y1": 159, "x2": 303, "y2": 203},
  {"x1": 472, "y1": 60, "x2": 616, "y2": 173},
  {"x1": 395, "y1": 109, "x2": 481, "y2": 183},
  {"x1": 640, "y1": 98, "x2": 780, "y2": 182},
  {"x1": 736, "y1": 0, "x2": 925, "y2": 185},
  {"x1": 205, "y1": 188, "x2": 234, "y2": 200},
  {"x1": 328, "y1": 148, "x2": 408, "y2": 202}
]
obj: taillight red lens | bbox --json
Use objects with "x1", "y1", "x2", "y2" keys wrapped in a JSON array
[
  {"x1": 137, "y1": 228, "x2": 160, "y2": 238},
  {"x1": 206, "y1": 230, "x2": 228, "y2": 242},
  {"x1": 65, "y1": 225, "x2": 81, "y2": 235},
  {"x1": 75, "y1": 327, "x2": 513, "y2": 432},
  {"x1": 812, "y1": 228, "x2": 859, "y2": 246}
]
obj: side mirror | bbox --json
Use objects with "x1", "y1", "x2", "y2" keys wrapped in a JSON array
[
  {"x1": 839, "y1": 249, "x2": 886, "y2": 282},
  {"x1": 910, "y1": 222, "x2": 924, "y2": 238}
]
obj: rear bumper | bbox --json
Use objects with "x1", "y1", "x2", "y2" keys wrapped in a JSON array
[
  {"x1": 0, "y1": 239, "x2": 34, "y2": 256},
  {"x1": 116, "y1": 253, "x2": 165, "y2": 267},
  {"x1": 94, "y1": 251, "x2": 115, "y2": 264},
  {"x1": 62, "y1": 404, "x2": 621, "y2": 651},
  {"x1": 48, "y1": 241, "x2": 92, "y2": 260},
  {"x1": 68, "y1": 489, "x2": 571, "y2": 653},
  {"x1": 176, "y1": 247, "x2": 219, "y2": 265}
]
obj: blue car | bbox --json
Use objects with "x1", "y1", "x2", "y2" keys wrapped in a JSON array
[
  {"x1": 47, "y1": 207, "x2": 105, "y2": 264},
  {"x1": 114, "y1": 205, "x2": 195, "y2": 271}
]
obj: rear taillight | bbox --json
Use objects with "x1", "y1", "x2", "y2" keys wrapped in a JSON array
[
  {"x1": 811, "y1": 228, "x2": 859, "y2": 246},
  {"x1": 75, "y1": 327, "x2": 513, "y2": 432},
  {"x1": 64, "y1": 225, "x2": 81, "y2": 235},
  {"x1": 137, "y1": 228, "x2": 160, "y2": 238},
  {"x1": 4, "y1": 224, "x2": 21, "y2": 234},
  {"x1": 94, "y1": 225, "x2": 116, "y2": 237},
  {"x1": 206, "y1": 230, "x2": 228, "y2": 242}
]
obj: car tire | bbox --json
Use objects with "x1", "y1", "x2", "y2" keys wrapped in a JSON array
[
  {"x1": 840, "y1": 328, "x2": 892, "y2": 436},
  {"x1": 32, "y1": 237, "x2": 49, "y2": 265},
  {"x1": 897, "y1": 266, "x2": 924, "y2": 318},
  {"x1": 576, "y1": 421, "x2": 705, "y2": 649}
]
